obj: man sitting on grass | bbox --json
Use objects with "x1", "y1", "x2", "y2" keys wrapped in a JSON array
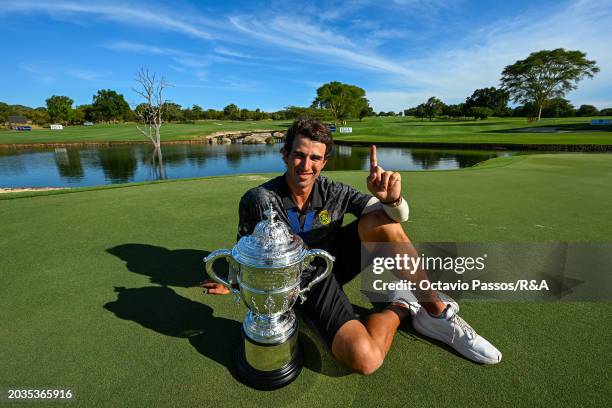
[{"x1": 202, "y1": 118, "x2": 501, "y2": 373}]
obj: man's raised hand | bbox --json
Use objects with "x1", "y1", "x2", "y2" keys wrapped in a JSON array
[{"x1": 367, "y1": 145, "x2": 401, "y2": 203}]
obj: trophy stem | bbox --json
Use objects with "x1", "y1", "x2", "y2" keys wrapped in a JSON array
[{"x1": 236, "y1": 327, "x2": 303, "y2": 390}]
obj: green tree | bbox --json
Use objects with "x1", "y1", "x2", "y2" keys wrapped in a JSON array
[
  {"x1": 359, "y1": 106, "x2": 374, "y2": 121},
  {"x1": 599, "y1": 108, "x2": 612, "y2": 116},
  {"x1": 0, "y1": 102, "x2": 9, "y2": 123},
  {"x1": 500, "y1": 48, "x2": 599, "y2": 120},
  {"x1": 69, "y1": 107, "x2": 84, "y2": 124},
  {"x1": 223, "y1": 104, "x2": 239, "y2": 120},
  {"x1": 29, "y1": 107, "x2": 50, "y2": 126},
  {"x1": 445, "y1": 104, "x2": 464, "y2": 119},
  {"x1": 415, "y1": 104, "x2": 427, "y2": 120},
  {"x1": 541, "y1": 98, "x2": 575, "y2": 117},
  {"x1": 576, "y1": 104, "x2": 599, "y2": 117},
  {"x1": 311, "y1": 81, "x2": 370, "y2": 124},
  {"x1": 162, "y1": 103, "x2": 183, "y2": 122},
  {"x1": 469, "y1": 106, "x2": 493, "y2": 120},
  {"x1": 92, "y1": 89, "x2": 131, "y2": 123},
  {"x1": 191, "y1": 104, "x2": 203, "y2": 120},
  {"x1": 465, "y1": 87, "x2": 509, "y2": 116},
  {"x1": 69, "y1": 104, "x2": 96, "y2": 124},
  {"x1": 239, "y1": 108, "x2": 252, "y2": 121},
  {"x1": 253, "y1": 108, "x2": 265, "y2": 121},
  {"x1": 46, "y1": 95, "x2": 74, "y2": 124},
  {"x1": 182, "y1": 107, "x2": 194, "y2": 121},
  {"x1": 424, "y1": 96, "x2": 444, "y2": 120},
  {"x1": 283, "y1": 106, "x2": 332, "y2": 121}
]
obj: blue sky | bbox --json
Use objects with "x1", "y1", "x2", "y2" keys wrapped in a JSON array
[{"x1": 1, "y1": 0, "x2": 611, "y2": 112}]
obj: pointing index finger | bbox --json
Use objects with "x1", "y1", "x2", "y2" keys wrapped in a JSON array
[{"x1": 370, "y1": 145, "x2": 377, "y2": 172}]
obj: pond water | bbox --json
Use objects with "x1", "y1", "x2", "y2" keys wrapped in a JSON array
[{"x1": 0, "y1": 143, "x2": 520, "y2": 188}]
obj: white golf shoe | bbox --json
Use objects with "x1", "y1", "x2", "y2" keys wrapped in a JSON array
[
  {"x1": 412, "y1": 305, "x2": 502, "y2": 364},
  {"x1": 390, "y1": 290, "x2": 459, "y2": 317}
]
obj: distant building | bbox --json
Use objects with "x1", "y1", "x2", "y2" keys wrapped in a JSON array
[{"x1": 8, "y1": 115, "x2": 29, "y2": 129}]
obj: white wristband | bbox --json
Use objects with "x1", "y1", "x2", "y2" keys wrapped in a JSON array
[
  {"x1": 382, "y1": 197, "x2": 409, "y2": 223},
  {"x1": 363, "y1": 196, "x2": 410, "y2": 223}
]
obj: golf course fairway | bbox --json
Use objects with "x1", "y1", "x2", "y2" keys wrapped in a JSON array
[{"x1": 1, "y1": 153, "x2": 611, "y2": 407}]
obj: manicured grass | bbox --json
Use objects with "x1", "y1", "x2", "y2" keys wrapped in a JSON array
[
  {"x1": 1, "y1": 117, "x2": 611, "y2": 146},
  {"x1": 0, "y1": 120, "x2": 290, "y2": 144},
  {"x1": 333, "y1": 116, "x2": 612, "y2": 145},
  {"x1": 1, "y1": 155, "x2": 611, "y2": 407}
]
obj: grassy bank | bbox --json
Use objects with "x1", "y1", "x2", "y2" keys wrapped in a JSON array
[
  {"x1": 0, "y1": 120, "x2": 290, "y2": 144},
  {"x1": 1, "y1": 117, "x2": 611, "y2": 147},
  {"x1": 332, "y1": 116, "x2": 612, "y2": 145},
  {"x1": 1, "y1": 154, "x2": 610, "y2": 407}
]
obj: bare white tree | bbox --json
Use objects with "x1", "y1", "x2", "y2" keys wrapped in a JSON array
[
  {"x1": 133, "y1": 68, "x2": 170, "y2": 179},
  {"x1": 133, "y1": 68, "x2": 170, "y2": 149}
]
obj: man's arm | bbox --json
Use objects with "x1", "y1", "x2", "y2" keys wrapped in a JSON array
[{"x1": 364, "y1": 145, "x2": 409, "y2": 223}]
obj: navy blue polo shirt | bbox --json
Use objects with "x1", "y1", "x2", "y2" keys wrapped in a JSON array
[{"x1": 237, "y1": 173, "x2": 372, "y2": 250}]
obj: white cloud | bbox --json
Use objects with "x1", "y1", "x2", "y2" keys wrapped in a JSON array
[
  {"x1": 19, "y1": 62, "x2": 107, "y2": 82},
  {"x1": 371, "y1": 0, "x2": 612, "y2": 109},
  {"x1": 66, "y1": 69, "x2": 107, "y2": 81},
  {"x1": 173, "y1": 78, "x2": 261, "y2": 93},
  {"x1": 18, "y1": 62, "x2": 57, "y2": 82},
  {"x1": 193, "y1": 70, "x2": 207, "y2": 81},
  {"x1": 103, "y1": 41, "x2": 190, "y2": 57},
  {"x1": 229, "y1": 15, "x2": 419, "y2": 80},
  {"x1": 104, "y1": 41, "x2": 210, "y2": 74},
  {"x1": 171, "y1": 57, "x2": 208, "y2": 69},
  {"x1": 1, "y1": 1, "x2": 220, "y2": 40},
  {"x1": 213, "y1": 46, "x2": 255, "y2": 59},
  {"x1": 223, "y1": 0, "x2": 611, "y2": 109},
  {"x1": 5, "y1": 0, "x2": 611, "y2": 109},
  {"x1": 367, "y1": 91, "x2": 432, "y2": 112}
]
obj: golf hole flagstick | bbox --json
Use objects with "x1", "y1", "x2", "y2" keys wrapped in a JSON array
[{"x1": 205, "y1": 206, "x2": 334, "y2": 390}]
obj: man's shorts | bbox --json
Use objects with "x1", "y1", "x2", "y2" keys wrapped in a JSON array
[{"x1": 295, "y1": 220, "x2": 362, "y2": 349}]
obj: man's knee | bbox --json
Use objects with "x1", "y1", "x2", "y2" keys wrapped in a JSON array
[
  {"x1": 350, "y1": 339, "x2": 384, "y2": 375},
  {"x1": 332, "y1": 321, "x2": 384, "y2": 375},
  {"x1": 358, "y1": 209, "x2": 408, "y2": 243}
]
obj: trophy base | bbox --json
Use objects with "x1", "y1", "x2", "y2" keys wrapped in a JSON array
[{"x1": 236, "y1": 334, "x2": 303, "y2": 390}]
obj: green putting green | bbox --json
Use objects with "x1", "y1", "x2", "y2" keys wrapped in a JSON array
[{"x1": 1, "y1": 154, "x2": 611, "y2": 407}]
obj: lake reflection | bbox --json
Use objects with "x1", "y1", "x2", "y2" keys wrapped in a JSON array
[{"x1": 0, "y1": 143, "x2": 516, "y2": 188}]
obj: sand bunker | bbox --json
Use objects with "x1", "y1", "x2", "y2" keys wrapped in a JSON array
[{"x1": 0, "y1": 187, "x2": 70, "y2": 194}]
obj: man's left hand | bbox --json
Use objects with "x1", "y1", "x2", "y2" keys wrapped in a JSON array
[{"x1": 367, "y1": 145, "x2": 401, "y2": 203}]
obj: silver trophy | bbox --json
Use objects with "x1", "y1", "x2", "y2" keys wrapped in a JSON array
[{"x1": 204, "y1": 207, "x2": 334, "y2": 390}]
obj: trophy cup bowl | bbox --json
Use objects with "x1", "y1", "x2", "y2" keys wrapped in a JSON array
[{"x1": 204, "y1": 207, "x2": 334, "y2": 390}]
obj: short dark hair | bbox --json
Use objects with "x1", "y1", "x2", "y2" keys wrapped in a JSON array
[{"x1": 282, "y1": 118, "x2": 333, "y2": 158}]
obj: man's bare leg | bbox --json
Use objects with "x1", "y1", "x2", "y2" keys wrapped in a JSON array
[
  {"x1": 358, "y1": 209, "x2": 446, "y2": 315},
  {"x1": 331, "y1": 210, "x2": 445, "y2": 374}
]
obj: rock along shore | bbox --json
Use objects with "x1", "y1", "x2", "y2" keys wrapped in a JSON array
[{"x1": 0, "y1": 130, "x2": 285, "y2": 149}]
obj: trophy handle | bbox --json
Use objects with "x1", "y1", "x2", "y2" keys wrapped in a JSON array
[
  {"x1": 204, "y1": 249, "x2": 241, "y2": 301},
  {"x1": 299, "y1": 249, "x2": 335, "y2": 303}
]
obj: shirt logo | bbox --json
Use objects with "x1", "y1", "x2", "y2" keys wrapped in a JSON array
[{"x1": 318, "y1": 210, "x2": 331, "y2": 225}]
